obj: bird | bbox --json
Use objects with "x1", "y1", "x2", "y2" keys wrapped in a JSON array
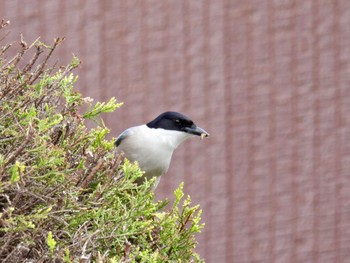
[{"x1": 115, "y1": 111, "x2": 209, "y2": 189}]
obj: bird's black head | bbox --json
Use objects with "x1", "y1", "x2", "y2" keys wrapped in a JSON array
[{"x1": 146, "y1": 111, "x2": 209, "y2": 137}]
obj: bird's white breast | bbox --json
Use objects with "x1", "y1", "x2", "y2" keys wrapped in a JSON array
[{"x1": 116, "y1": 125, "x2": 192, "y2": 179}]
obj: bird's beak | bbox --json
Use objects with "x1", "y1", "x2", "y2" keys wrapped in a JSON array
[{"x1": 184, "y1": 126, "x2": 210, "y2": 139}]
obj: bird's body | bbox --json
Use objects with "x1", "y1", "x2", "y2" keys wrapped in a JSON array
[{"x1": 115, "y1": 112, "x2": 209, "y2": 188}]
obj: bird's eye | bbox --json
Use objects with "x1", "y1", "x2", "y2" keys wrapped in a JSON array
[{"x1": 175, "y1": 119, "x2": 180, "y2": 123}]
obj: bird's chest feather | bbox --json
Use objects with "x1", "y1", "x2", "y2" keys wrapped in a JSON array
[
  {"x1": 117, "y1": 127, "x2": 187, "y2": 175},
  {"x1": 134, "y1": 139, "x2": 173, "y2": 171}
]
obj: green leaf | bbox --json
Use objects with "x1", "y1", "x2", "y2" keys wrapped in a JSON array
[
  {"x1": 70, "y1": 55, "x2": 81, "y2": 68},
  {"x1": 10, "y1": 161, "x2": 25, "y2": 183},
  {"x1": 174, "y1": 182, "x2": 184, "y2": 207},
  {"x1": 64, "y1": 248, "x2": 73, "y2": 263},
  {"x1": 83, "y1": 97, "x2": 123, "y2": 120},
  {"x1": 47, "y1": 231, "x2": 57, "y2": 255}
]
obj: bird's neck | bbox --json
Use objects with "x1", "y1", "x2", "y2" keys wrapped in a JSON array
[
  {"x1": 143, "y1": 125, "x2": 192, "y2": 150},
  {"x1": 162, "y1": 130, "x2": 192, "y2": 149}
]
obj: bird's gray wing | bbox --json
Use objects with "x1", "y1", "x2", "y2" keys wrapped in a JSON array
[{"x1": 115, "y1": 129, "x2": 131, "y2": 147}]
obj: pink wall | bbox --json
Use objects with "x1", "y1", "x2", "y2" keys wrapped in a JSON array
[{"x1": 2, "y1": 1, "x2": 350, "y2": 262}]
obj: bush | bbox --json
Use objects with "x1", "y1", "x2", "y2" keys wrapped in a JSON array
[{"x1": 0, "y1": 20, "x2": 204, "y2": 262}]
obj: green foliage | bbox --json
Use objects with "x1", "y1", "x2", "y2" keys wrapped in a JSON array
[
  {"x1": 0, "y1": 22, "x2": 204, "y2": 262},
  {"x1": 83, "y1": 97, "x2": 123, "y2": 120},
  {"x1": 47, "y1": 231, "x2": 57, "y2": 256}
]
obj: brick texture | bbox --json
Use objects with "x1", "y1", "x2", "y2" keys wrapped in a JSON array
[{"x1": 2, "y1": 1, "x2": 350, "y2": 262}]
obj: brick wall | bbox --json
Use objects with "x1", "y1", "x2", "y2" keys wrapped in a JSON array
[{"x1": 2, "y1": 1, "x2": 350, "y2": 262}]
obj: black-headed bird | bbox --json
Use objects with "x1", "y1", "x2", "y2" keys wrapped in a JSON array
[{"x1": 115, "y1": 111, "x2": 209, "y2": 188}]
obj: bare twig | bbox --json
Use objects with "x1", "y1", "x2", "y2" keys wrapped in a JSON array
[
  {"x1": 3, "y1": 124, "x2": 34, "y2": 167},
  {"x1": 29, "y1": 37, "x2": 65, "y2": 85},
  {"x1": 0, "y1": 19, "x2": 10, "y2": 29},
  {"x1": 22, "y1": 45, "x2": 44, "y2": 73},
  {"x1": 80, "y1": 159, "x2": 104, "y2": 188}
]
